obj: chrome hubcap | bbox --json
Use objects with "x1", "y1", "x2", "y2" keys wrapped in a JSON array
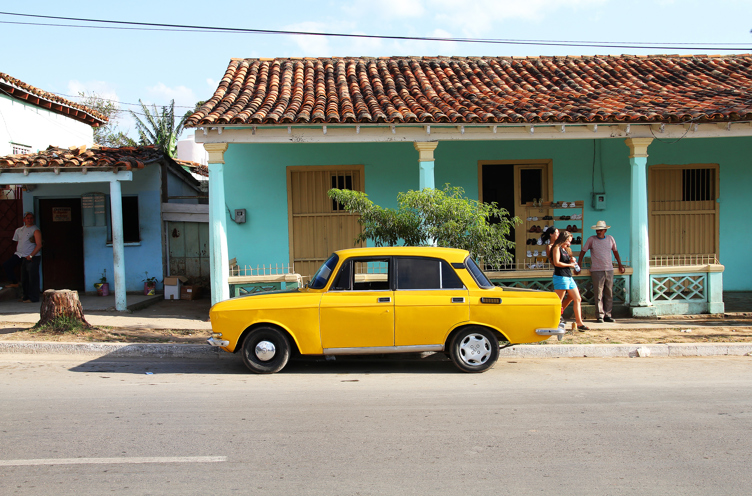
[
  {"x1": 458, "y1": 333, "x2": 491, "y2": 366},
  {"x1": 255, "y1": 340, "x2": 276, "y2": 361}
]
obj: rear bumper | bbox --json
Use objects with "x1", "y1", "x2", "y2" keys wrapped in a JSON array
[
  {"x1": 535, "y1": 327, "x2": 567, "y2": 341},
  {"x1": 207, "y1": 337, "x2": 230, "y2": 347}
]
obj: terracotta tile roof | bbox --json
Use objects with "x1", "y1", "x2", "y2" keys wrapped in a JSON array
[
  {"x1": 0, "y1": 72, "x2": 108, "y2": 126},
  {"x1": 174, "y1": 158, "x2": 208, "y2": 177},
  {"x1": 185, "y1": 54, "x2": 752, "y2": 126},
  {"x1": 0, "y1": 145, "x2": 164, "y2": 172}
]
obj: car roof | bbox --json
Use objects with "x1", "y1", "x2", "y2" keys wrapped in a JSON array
[{"x1": 334, "y1": 246, "x2": 470, "y2": 263}]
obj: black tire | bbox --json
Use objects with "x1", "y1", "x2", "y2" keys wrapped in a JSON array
[
  {"x1": 241, "y1": 326, "x2": 291, "y2": 374},
  {"x1": 449, "y1": 327, "x2": 499, "y2": 373}
]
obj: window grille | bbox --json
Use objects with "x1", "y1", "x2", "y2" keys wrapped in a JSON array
[
  {"x1": 11, "y1": 144, "x2": 31, "y2": 155},
  {"x1": 682, "y1": 168, "x2": 714, "y2": 202},
  {"x1": 331, "y1": 173, "x2": 354, "y2": 211}
]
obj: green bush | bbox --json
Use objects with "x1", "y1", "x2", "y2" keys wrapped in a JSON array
[{"x1": 328, "y1": 185, "x2": 519, "y2": 268}]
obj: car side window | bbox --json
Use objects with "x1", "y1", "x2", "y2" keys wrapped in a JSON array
[
  {"x1": 347, "y1": 258, "x2": 390, "y2": 291},
  {"x1": 396, "y1": 257, "x2": 465, "y2": 290},
  {"x1": 331, "y1": 260, "x2": 352, "y2": 290}
]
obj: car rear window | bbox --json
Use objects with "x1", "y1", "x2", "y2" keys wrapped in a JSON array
[
  {"x1": 396, "y1": 257, "x2": 465, "y2": 290},
  {"x1": 465, "y1": 256, "x2": 494, "y2": 289}
]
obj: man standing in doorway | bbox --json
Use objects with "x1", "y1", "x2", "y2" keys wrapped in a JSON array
[
  {"x1": 577, "y1": 220, "x2": 625, "y2": 323},
  {"x1": 2, "y1": 212, "x2": 42, "y2": 302}
]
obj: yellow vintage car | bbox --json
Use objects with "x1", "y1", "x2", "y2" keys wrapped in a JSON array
[{"x1": 208, "y1": 247, "x2": 564, "y2": 373}]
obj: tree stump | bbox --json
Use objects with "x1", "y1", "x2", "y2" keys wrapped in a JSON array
[{"x1": 37, "y1": 289, "x2": 91, "y2": 329}]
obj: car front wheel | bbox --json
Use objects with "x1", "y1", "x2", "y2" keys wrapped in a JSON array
[
  {"x1": 449, "y1": 327, "x2": 499, "y2": 373},
  {"x1": 241, "y1": 327, "x2": 291, "y2": 374}
]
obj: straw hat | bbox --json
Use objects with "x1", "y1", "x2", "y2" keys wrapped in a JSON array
[{"x1": 591, "y1": 220, "x2": 611, "y2": 230}]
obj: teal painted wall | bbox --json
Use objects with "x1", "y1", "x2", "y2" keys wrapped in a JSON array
[{"x1": 224, "y1": 136, "x2": 751, "y2": 291}]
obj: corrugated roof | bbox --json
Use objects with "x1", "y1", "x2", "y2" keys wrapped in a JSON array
[{"x1": 185, "y1": 54, "x2": 752, "y2": 127}]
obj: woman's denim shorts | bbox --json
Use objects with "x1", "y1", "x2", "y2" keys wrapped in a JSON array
[{"x1": 553, "y1": 275, "x2": 577, "y2": 290}]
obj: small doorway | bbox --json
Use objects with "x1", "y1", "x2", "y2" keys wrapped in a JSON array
[
  {"x1": 0, "y1": 186, "x2": 24, "y2": 283},
  {"x1": 479, "y1": 160, "x2": 553, "y2": 265},
  {"x1": 39, "y1": 198, "x2": 85, "y2": 290}
]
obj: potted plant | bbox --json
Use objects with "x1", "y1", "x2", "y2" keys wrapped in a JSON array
[
  {"x1": 94, "y1": 270, "x2": 109, "y2": 296},
  {"x1": 143, "y1": 272, "x2": 158, "y2": 295}
]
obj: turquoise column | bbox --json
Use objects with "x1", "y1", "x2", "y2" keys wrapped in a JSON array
[
  {"x1": 109, "y1": 179, "x2": 127, "y2": 311},
  {"x1": 625, "y1": 138, "x2": 653, "y2": 308},
  {"x1": 414, "y1": 141, "x2": 438, "y2": 190},
  {"x1": 205, "y1": 143, "x2": 230, "y2": 305}
]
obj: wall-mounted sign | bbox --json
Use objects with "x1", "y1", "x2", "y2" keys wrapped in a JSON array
[{"x1": 52, "y1": 207, "x2": 72, "y2": 222}]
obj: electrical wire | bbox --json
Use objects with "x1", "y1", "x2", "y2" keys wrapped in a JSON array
[{"x1": 1, "y1": 11, "x2": 750, "y2": 51}]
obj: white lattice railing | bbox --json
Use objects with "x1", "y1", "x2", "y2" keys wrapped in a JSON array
[
  {"x1": 650, "y1": 254, "x2": 719, "y2": 266},
  {"x1": 651, "y1": 274, "x2": 707, "y2": 301},
  {"x1": 229, "y1": 262, "x2": 296, "y2": 277}
]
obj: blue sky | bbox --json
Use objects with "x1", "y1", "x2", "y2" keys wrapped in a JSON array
[{"x1": 3, "y1": 0, "x2": 752, "y2": 139}]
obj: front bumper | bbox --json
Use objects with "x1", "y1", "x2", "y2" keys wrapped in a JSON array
[
  {"x1": 535, "y1": 327, "x2": 568, "y2": 341},
  {"x1": 207, "y1": 337, "x2": 230, "y2": 347}
]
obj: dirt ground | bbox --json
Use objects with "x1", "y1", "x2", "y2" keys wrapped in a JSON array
[
  {"x1": 1, "y1": 320, "x2": 751, "y2": 345},
  {"x1": 0, "y1": 322, "x2": 212, "y2": 344}
]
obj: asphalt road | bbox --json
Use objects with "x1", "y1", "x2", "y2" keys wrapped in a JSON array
[{"x1": 1, "y1": 353, "x2": 751, "y2": 495}]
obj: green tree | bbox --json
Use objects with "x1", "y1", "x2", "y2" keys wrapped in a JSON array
[
  {"x1": 328, "y1": 185, "x2": 520, "y2": 268},
  {"x1": 130, "y1": 99, "x2": 186, "y2": 157},
  {"x1": 78, "y1": 92, "x2": 136, "y2": 148}
]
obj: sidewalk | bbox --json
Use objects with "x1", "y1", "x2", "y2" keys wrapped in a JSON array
[{"x1": 0, "y1": 292, "x2": 750, "y2": 360}]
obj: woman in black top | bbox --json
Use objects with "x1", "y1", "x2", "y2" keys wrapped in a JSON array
[{"x1": 551, "y1": 231, "x2": 588, "y2": 331}]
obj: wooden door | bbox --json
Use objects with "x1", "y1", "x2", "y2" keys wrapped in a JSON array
[
  {"x1": 39, "y1": 198, "x2": 85, "y2": 290},
  {"x1": 167, "y1": 221, "x2": 210, "y2": 284},
  {"x1": 287, "y1": 166, "x2": 364, "y2": 280},
  {"x1": 0, "y1": 186, "x2": 23, "y2": 283},
  {"x1": 648, "y1": 165, "x2": 719, "y2": 260}
]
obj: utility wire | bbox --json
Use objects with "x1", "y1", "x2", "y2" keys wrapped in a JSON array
[{"x1": 1, "y1": 11, "x2": 750, "y2": 51}]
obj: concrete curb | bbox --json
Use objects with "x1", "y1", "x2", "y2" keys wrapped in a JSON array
[
  {"x1": 1, "y1": 341, "x2": 751, "y2": 359},
  {"x1": 499, "y1": 342, "x2": 752, "y2": 358}
]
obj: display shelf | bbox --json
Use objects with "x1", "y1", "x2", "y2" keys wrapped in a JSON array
[{"x1": 518, "y1": 200, "x2": 585, "y2": 266}]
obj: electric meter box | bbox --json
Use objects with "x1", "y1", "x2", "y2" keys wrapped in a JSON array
[{"x1": 592, "y1": 193, "x2": 607, "y2": 210}]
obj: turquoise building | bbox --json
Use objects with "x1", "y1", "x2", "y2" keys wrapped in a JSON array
[{"x1": 186, "y1": 55, "x2": 752, "y2": 315}]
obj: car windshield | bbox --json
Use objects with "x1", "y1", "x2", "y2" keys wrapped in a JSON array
[
  {"x1": 465, "y1": 256, "x2": 494, "y2": 289},
  {"x1": 309, "y1": 253, "x2": 339, "y2": 289}
]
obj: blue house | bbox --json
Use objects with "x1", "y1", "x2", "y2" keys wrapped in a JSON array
[
  {"x1": 0, "y1": 145, "x2": 205, "y2": 310},
  {"x1": 185, "y1": 54, "x2": 752, "y2": 316}
]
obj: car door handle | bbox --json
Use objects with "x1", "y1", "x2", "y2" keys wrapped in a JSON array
[
  {"x1": 378, "y1": 297, "x2": 391, "y2": 303},
  {"x1": 451, "y1": 297, "x2": 465, "y2": 303}
]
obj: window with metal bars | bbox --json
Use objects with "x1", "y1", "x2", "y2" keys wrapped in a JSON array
[
  {"x1": 331, "y1": 173, "x2": 354, "y2": 211},
  {"x1": 682, "y1": 168, "x2": 714, "y2": 201},
  {"x1": 11, "y1": 143, "x2": 31, "y2": 155}
]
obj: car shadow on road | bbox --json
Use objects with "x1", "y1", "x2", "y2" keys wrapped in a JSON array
[{"x1": 68, "y1": 352, "x2": 460, "y2": 375}]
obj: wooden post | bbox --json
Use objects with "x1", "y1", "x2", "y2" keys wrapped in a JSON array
[{"x1": 38, "y1": 289, "x2": 90, "y2": 328}]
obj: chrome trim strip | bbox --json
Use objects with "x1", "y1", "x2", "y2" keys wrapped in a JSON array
[
  {"x1": 323, "y1": 344, "x2": 444, "y2": 355},
  {"x1": 207, "y1": 337, "x2": 230, "y2": 347},
  {"x1": 535, "y1": 328, "x2": 567, "y2": 336}
]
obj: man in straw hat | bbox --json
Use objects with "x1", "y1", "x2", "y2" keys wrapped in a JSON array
[{"x1": 576, "y1": 220, "x2": 624, "y2": 323}]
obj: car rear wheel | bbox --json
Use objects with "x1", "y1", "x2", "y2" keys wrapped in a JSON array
[
  {"x1": 241, "y1": 327, "x2": 291, "y2": 374},
  {"x1": 449, "y1": 327, "x2": 499, "y2": 373}
]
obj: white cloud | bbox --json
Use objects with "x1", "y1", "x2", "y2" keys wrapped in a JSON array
[
  {"x1": 285, "y1": 22, "x2": 332, "y2": 56},
  {"x1": 146, "y1": 82, "x2": 198, "y2": 111},
  {"x1": 430, "y1": 0, "x2": 608, "y2": 36},
  {"x1": 67, "y1": 80, "x2": 120, "y2": 107},
  {"x1": 206, "y1": 78, "x2": 218, "y2": 89},
  {"x1": 343, "y1": 0, "x2": 425, "y2": 19}
]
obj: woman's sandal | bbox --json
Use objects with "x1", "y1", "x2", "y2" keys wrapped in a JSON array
[{"x1": 577, "y1": 325, "x2": 589, "y2": 332}]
